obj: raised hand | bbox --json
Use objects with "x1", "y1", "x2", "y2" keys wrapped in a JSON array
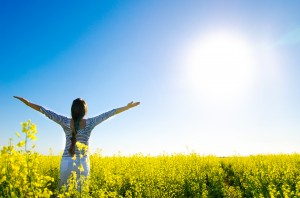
[
  {"x1": 115, "y1": 101, "x2": 140, "y2": 114},
  {"x1": 127, "y1": 101, "x2": 140, "y2": 109},
  {"x1": 14, "y1": 96, "x2": 41, "y2": 112},
  {"x1": 14, "y1": 96, "x2": 29, "y2": 105}
]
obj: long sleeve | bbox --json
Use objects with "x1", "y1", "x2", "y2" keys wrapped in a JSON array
[
  {"x1": 88, "y1": 109, "x2": 116, "y2": 129},
  {"x1": 40, "y1": 106, "x2": 69, "y2": 128}
]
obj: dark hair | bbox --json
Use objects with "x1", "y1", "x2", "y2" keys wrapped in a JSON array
[{"x1": 69, "y1": 98, "x2": 88, "y2": 156}]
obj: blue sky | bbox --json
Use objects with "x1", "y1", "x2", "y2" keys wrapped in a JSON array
[{"x1": 1, "y1": 1, "x2": 300, "y2": 156}]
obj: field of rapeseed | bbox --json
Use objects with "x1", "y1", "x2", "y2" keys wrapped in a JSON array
[{"x1": 1, "y1": 121, "x2": 300, "y2": 197}]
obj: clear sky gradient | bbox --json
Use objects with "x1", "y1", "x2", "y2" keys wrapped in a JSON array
[{"x1": 1, "y1": 1, "x2": 300, "y2": 156}]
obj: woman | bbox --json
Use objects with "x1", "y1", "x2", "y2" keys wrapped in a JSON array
[{"x1": 14, "y1": 96, "x2": 140, "y2": 188}]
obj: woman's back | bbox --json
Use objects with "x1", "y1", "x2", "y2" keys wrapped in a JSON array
[
  {"x1": 39, "y1": 106, "x2": 116, "y2": 157},
  {"x1": 70, "y1": 119, "x2": 86, "y2": 131}
]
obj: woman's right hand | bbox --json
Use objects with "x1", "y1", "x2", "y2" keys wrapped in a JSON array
[
  {"x1": 115, "y1": 101, "x2": 140, "y2": 114},
  {"x1": 127, "y1": 101, "x2": 140, "y2": 109}
]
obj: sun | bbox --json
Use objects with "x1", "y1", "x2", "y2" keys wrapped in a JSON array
[{"x1": 182, "y1": 31, "x2": 256, "y2": 104}]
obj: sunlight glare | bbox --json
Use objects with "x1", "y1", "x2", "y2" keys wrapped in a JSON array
[{"x1": 182, "y1": 31, "x2": 256, "y2": 104}]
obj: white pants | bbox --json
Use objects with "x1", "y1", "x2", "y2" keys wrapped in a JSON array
[{"x1": 59, "y1": 156, "x2": 90, "y2": 189}]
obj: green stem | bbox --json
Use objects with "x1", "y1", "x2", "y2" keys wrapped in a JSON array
[{"x1": 25, "y1": 133, "x2": 27, "y2": 153}]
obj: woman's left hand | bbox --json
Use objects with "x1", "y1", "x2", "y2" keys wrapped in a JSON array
[
  {"x1": 14, "y1": 96, "x2": 29, "y2": 105},
  {"x1": 127, "y1": 101, "x2": 140, "y2": 109}
]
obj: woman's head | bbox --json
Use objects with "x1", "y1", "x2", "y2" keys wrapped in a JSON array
[
  {"x1": 71, "y1": 98, "x2": 88, "y2": 120},
  {"x1": 69, "y1": 98, "x2": 88, "y2": 156}
]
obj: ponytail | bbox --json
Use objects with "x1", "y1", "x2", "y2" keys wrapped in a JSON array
[
  {"x1": 69, "y1": 119, "x2": 81, "y2": 157},
  {"x1": 69, "y1": 98, "x2": 87, "y2": 157}
]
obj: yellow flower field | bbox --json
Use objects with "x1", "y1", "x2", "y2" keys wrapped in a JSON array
[{"x1": 1, "y1": 121, "x2": 300, "y2": 197}]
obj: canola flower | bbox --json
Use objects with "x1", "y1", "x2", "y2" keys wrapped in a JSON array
[
  {"x1": 1, "y1": 121, "x2": 300, "y2": 197},
  {"x1": 0, "y1": 120, "x2": 53, "y2": 198}
]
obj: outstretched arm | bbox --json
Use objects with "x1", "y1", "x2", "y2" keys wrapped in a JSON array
[
  {"x1": 115, "y1": 101, "x2": 140, "y2": 115},
  {"x1": 14, "y1": 96, "x2": 69, "y2": 126},
  {"x1": 85, "y1": 101, "x2": 141, "y2": 129},
  {"x1": 14, "y1": 96, "x2": 41, "y2": 112}
]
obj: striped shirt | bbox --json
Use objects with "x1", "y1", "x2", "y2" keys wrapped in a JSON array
[{"x1": 40, "y1": 106, "x2": 116, "y2": 157}]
